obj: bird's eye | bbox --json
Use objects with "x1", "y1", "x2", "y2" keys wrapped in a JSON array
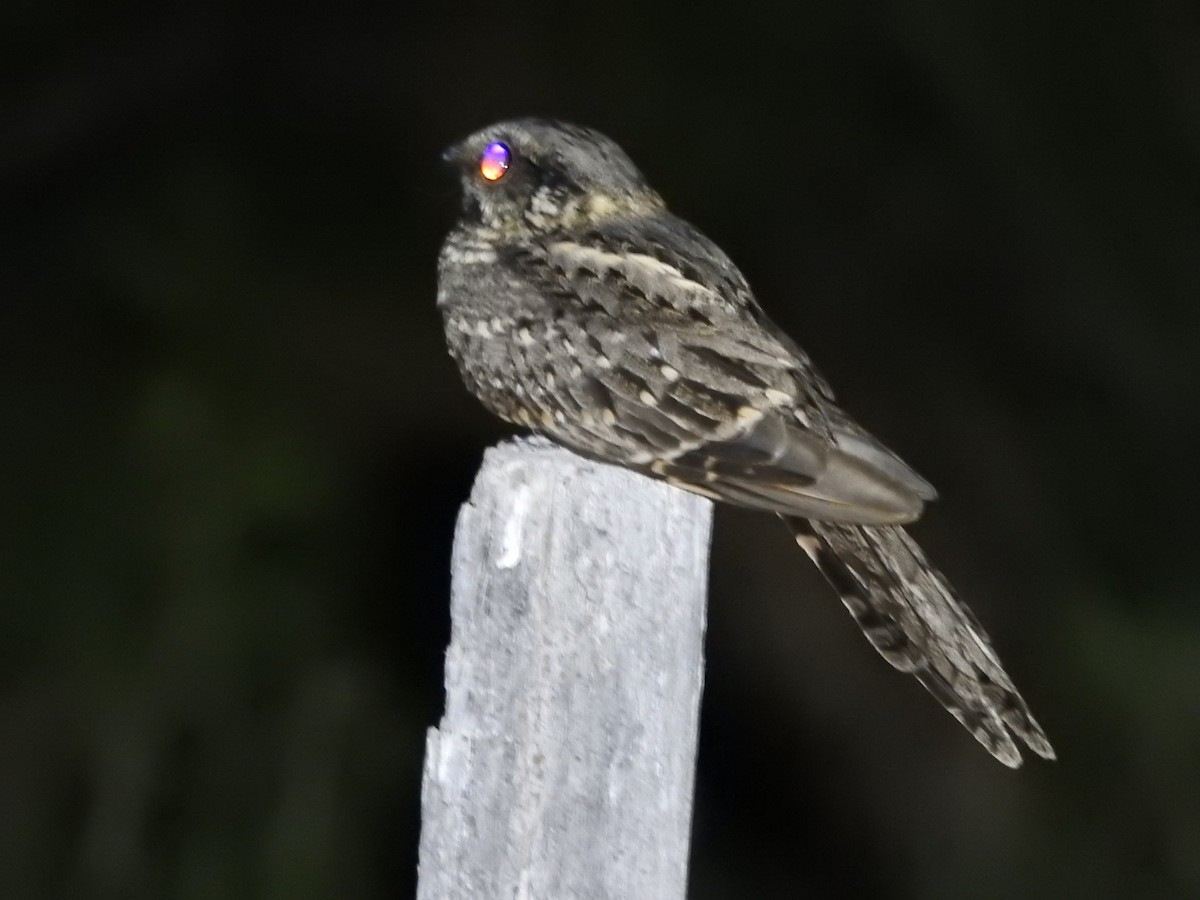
[{"x1": 479, "y1": 142, "x2": 511, "y2": 182}]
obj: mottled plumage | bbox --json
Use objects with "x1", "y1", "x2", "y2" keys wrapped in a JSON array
[{"x1": 437, "y1": 118, "x2": 1054, "y2": 767}]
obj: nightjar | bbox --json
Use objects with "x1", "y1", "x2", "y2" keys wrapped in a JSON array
[{"x1": 437, "y1": 118, "x2": 1054, "y2": 768}]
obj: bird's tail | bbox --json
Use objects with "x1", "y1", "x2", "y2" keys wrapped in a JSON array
[{"x1": 782, "y1": 516, "x2": 1055, "y2": 767}]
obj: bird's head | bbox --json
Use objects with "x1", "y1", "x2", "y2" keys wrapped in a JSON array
[{"x1": 442, "y1": 118, "x2": 664, "y2": 235}]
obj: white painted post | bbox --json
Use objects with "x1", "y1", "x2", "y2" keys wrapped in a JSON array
[{"x1": 417, "y1": 437, "x2": 713, "y2": 900}]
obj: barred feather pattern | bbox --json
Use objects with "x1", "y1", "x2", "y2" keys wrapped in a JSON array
[
  {"x1": 438, "y1": 118, "x2": 1055, "y2": 767},
  {"x1": 785, "y1": 517, "x2": 1055, "y2": 766}
]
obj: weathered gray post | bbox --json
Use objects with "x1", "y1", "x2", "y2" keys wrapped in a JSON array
[{"x1": 417, "y1": 437, "x2": 713, "y2": 900}]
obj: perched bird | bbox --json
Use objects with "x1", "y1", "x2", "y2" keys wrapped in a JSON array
[{"x1": 437, "y1": 118, "x2": 1054, "y2": 768}]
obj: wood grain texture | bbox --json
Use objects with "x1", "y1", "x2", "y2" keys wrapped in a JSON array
[{"x1": 417, "y1": 437, "x2": 713, "y2": 900}]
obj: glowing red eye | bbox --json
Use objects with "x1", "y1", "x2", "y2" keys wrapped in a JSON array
[{"x1": 479, "y1": 142, "x2": 511, "y2": 181}]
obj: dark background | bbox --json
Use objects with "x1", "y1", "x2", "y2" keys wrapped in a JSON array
[{"x1": 4, "y1": 1, "x2": 1199, "y2": 897}]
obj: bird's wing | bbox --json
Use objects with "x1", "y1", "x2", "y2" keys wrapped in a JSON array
[
  {"x1": 523, "y1": 219, "x2": 930, "y2": 522},
  {"x1": 508, "y1": 295, "x2": 932, "y2": 524}
]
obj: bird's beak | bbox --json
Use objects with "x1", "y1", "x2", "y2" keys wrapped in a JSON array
[{"x1": 441, "y1": 139, "x2": 466, "y2": 166}]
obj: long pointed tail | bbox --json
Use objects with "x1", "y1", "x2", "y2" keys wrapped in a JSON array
[{"x1": 782, "y1": 516, "x2": 1055, "y2": 767}]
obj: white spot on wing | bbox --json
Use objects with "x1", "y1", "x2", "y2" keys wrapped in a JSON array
[
  {"x1": 624, "y1": 252, "x2": 684, "y2": 278},
  {"x1": 793, "y1": 534, "x2": 822, "y2": 564},
  {"x1": 545, "y1": 242, "x2": 721, "y2": 306},
  {"x1": 588, "y1": 195, "x2": 618, "y2": 217},
  {"x1": 736, "y1": 405, "x2": 764, "y2": 425}
]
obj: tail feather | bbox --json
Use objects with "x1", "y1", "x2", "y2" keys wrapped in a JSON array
[{"x1": 783, "y1": 516, "x2": 1055, "y2": 767}]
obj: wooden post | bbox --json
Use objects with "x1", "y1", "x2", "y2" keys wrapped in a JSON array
[{"x1": 417, "y1": 437, "x2": 713, "y2": 900}]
